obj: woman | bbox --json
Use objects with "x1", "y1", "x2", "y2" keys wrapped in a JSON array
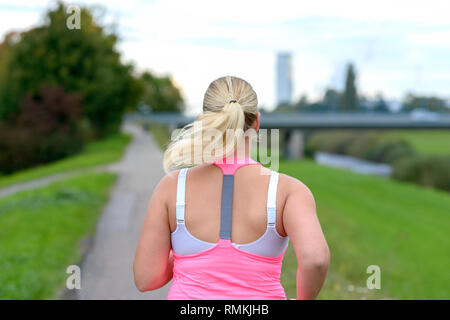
[{"x1": 134, "y1": 76, "x2": 329, "y2": 300}]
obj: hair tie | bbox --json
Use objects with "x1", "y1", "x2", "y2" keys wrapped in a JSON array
[{"x1": 229, "y1": 100, "x2": 237, "y2": 104}]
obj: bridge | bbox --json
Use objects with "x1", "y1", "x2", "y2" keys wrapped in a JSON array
[
  {"x1": 128, "y1": 112, "x2": 450, "y2": 158},
  {"x1": 129, "y1": 112, "x2": 450, "y2": 129}
]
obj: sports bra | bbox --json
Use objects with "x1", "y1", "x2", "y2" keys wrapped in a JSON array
[{"x1": 170, "y1": 156, "x2": 289, "y2": 257}]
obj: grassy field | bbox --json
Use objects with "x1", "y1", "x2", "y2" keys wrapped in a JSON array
[
  {"x1": 0, "y1": 172, "x2": 117, "y2": 299},
  {"x1": 387, "y1": 130, "x2": 450, "y2": 156},
  {"x1": 279, "y1": 159, "x2": 450, "y2": 299},
  {"x1": 145, "y1": 121, "x2": 172, "y2": 150},
  {"x1": 145, "y1": 123, "x2": 450, "y2": 299},
  {"x1": 0, "y1": 133, "x2": 131, "y2": 189}
]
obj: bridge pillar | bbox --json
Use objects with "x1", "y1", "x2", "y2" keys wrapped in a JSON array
[{"x1": 284, "y1": 129, "x2": 304, "y2": 159}]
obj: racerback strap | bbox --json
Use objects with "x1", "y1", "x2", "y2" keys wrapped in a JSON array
[
  {"x1": 175, "y1": 166, "x2": 280, "y2": 237},
  {"x1": 219, "y1": 175, "x2": 234, "y2": 239},
  {"x1": 218, "y1": 169, "x2": 280, "y2": 239}
]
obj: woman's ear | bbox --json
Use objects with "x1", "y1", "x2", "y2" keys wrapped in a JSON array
[{"x1": 253, "y1": 112, "x2": 261, "y2": 131}]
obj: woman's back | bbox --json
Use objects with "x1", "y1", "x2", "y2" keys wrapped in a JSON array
[
  {"x1": 133, "y1": 75, "x2": 329, "y2": 300},
  {"x1": 167, "y1": 161, "x2": 288, "y2": 245},
  {"x1": 167, "y1": 157, "x2": 290, "y2": 299}
]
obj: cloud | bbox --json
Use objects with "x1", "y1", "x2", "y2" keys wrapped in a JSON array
[{"x1": 1, "y1": 0, "x2": 450, "y2": 113}]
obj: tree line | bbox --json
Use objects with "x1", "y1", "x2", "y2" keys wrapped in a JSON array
[
  {"x1": 274, "y1": 63, "x2": 449, "y2": 114},
  {"x1": 0, "y1": 2, "x2": 183, "y2": 174}
]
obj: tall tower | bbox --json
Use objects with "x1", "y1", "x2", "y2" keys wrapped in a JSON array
[{"x1": 276, "y1": 52, "x2": 293, "y2": 106}]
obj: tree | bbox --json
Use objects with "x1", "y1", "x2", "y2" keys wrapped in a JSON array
[
  {"x1": 401, "y1": 93, "x2": 448, "y2": 112},
  {"x1": 273, "y1": 102, "x2": 296, "y2": 113},
  {"x1": 323, "y1": 88, "x2": 341, "y2": 111},
  {"x1": 0, "y1": 32, "x2": 20, "y2": 120},
  {"x1": 373, "y1": 93, "x2": 389, "y2": 113},
  {"x1": 0, "y1": 2, "x2": 141, "y2": 136},
  {"x1": 341, "y1": 63, "x2": 358, "y2": 111},
  {"x1": 138, "y1": 71, "x2": 184, "y2": 113}
]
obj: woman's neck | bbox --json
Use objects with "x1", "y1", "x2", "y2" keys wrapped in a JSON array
[
  {"x1": 212, "y1": 139, "x2": 260, "y2": 174},
  {"x1": 225, "y1": 138, "x2": 253, "y2": 160}
]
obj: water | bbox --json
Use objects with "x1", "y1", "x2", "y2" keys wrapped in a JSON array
[{"x1": 314, "y1": 152, "x2": 392, "y2": 177}]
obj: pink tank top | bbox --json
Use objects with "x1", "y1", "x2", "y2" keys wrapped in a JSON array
[{"x1": 167, "y1": 156, "x2": 289, "y2": 300}]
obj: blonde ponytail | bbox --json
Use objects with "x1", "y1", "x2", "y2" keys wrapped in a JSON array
[{"x1": 163, "y1": 76, "x2": 258, "y2": 172}]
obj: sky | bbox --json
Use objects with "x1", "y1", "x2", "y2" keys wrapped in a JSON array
[{"x1": 1, "y1": 0, "x2": 450, "y2": 114}]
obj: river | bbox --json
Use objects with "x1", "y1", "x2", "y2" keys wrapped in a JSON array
[{"x1": 314, "y1": 152, "x2": 392, "y2": 177}]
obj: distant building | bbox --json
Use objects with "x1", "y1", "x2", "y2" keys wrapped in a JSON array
[{"x1": 276, "y1": 52, "x2": 293, "y2": 106}]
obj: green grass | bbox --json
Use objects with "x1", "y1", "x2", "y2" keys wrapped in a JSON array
[
  {"x1": 386, "y1": 130, "x2": 450, "y2": 156},
  {"x1": 0, "y1": 133, "x2": 131, "y2": 189},
  {"x1": 146, "y1": 122, "x2": 172, "y2": 150},
  {"x1": 0, "y1": 172, "x2": 116, "y2": 299},
  {"x1": 146, "y1": 122, "x2": 450, "y2": 299},
  {"x1": 279, "y1": 159, "x2": 450, "y2": 299}
]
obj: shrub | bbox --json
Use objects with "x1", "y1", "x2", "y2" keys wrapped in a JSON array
[
  {"x1": 365, "y1": 138, "x2": 416, "y2": 164},
  {"x1": 0, "y1": 86, "x2": 84, "y2": 174},
  {"x1": 392, "y1": 156, "x2": 450, "y2": 192},
  {"x1": 307, "y1": 130, "x2": 416, "y2": 165},
  {"x1": 305, "y1": 130, "x2": 449, "y2": 192},
  {"x1": 306, "y1": 130, "x2": 359, "y2": 155},
  {"x1": 346, "y1": 131, "x2": 380, "y2": 160}
]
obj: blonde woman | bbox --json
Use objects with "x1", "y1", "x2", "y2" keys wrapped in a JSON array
[{"x1": 134, "y1": 76, "x2": 329, "y2": 300}]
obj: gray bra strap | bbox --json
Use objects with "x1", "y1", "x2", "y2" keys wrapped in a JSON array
[{"x1": 219, "y1": 175, "x2": 234, "y2": 239}]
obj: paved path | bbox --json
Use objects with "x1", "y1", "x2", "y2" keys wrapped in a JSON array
[{"x1": 77, "y1": 122, "x2": 171, "y2": 299}]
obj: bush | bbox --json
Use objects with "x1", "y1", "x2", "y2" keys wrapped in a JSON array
[
  {"x1": 306, "y1": 130, "x2": 449, "y2": 192},
  {"x1": 346, "y1": 131, "x2": 380, "y2": 160},
  {"x1": 307, "y1": 130, "x2": 416, "y2": 165},
  {"x1": 0, "y1": 86, "x2": 84, "y2": 174},
  {"x1": 365, "y1": 138, "x2": 416, "y2": 164},
  {"x1": 392, "y1": 156, "x2": 450, "y2": 192},
  {"x1": 307, "y1": 130, "x2": 359, "y2": 155}
]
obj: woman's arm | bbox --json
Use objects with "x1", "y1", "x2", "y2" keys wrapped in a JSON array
[
  {"x1": 282, "y1": 176, "x2": 330, "y2": 300},
  {"x1": 133, "y1": 174, "x2": 174, "y2": 292}
]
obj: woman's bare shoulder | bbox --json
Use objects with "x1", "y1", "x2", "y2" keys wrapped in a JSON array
[
  {"x1": 278, "y1": 172, "x2": 315, "y2": 204},
  {"x1": 159, "y1": 169, "x2": 180, "y2": 185},
  {"x1": 151, "y1": 169, "x2": 182, "y2": 201},
  {"x1": 154, "y1": 165, "x2": 211, "y2": 194}
]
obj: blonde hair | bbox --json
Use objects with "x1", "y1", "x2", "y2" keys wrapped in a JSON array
[{"x1": 163, "y1": 76, "x2": 258, "y2": 172}]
